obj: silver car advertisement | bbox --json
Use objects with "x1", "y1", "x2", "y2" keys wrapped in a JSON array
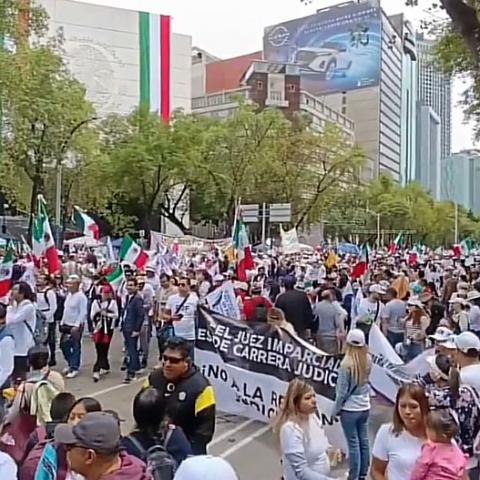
[{"x1": 264, "y1": 5, "x2": 382, "y2": 95}]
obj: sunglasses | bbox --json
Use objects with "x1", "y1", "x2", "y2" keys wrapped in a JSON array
[
  {"x1": 178, "y1": 283, "x2": 188, "y2": 287},
  {"x1": 162, "y1": 354, "x2": 185, "y2": 365}
]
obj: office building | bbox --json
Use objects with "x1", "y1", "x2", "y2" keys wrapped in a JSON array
[
  {"x1": 416, "y1": 105, "x2": 441, "y2": 199},
  {"x1": 416, "y1": 33, "x2": 452, "y2": 161},
  {"x1": 263, "y1": 0, "x2": 404, "y2": 181},
  {"x1": 39, "y1": 0, "x2": 192, "y2": 117},
  {"x1": 442, "y1": 150, "x2": 480, "y2": 214}
]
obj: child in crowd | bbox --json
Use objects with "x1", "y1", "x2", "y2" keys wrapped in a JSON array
[{"x1": 410, "y1": 409, "x2": 468, "y2": 480}]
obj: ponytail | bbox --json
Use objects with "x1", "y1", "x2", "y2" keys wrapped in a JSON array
[{"x1": 448, "y1": 365, "x2": 460, "y2": 407}]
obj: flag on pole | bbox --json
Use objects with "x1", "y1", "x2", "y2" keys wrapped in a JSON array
[
  {"x1": 106, "y1": 265, "x2": 124, "y2": 292},
  {"x1": 0, "y1": 249, "x2": 14, "y2": 297},
  {"x1": 325, "y1": 250, "x2": 339, "y2": 269},
  {"x1": 119, "y1": 235, "x2": 149, "y2": 269},
  {"x1": 32, "y1": 196, "x2": 61, "y2": 274},
  {"x1": 233, "y1": 219, "x2": 254, "y2": 282},
  {"x1": 351, "y1": 244, "x2": 370, "y2": 279},
  {"x1": 106, "y1": 236, "x2": 117, "y2": 263},
  {"x1": 389, "y1": 232, "x2": 404, "y2": 254},
  {"x1": 73, "y1": 206, "x2": 99, "y2": 240},
  {"x1": 460, "y1": 238, "x2": 473, "y2": 256}
]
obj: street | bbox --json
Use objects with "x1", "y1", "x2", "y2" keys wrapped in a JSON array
[{"x1": 57, "y1": 333, "x2": 393, "y2": 479}]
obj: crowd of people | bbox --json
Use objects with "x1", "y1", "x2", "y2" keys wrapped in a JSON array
[{"x1": 1, "y1": 243, "x2": 480, "y2": 479}]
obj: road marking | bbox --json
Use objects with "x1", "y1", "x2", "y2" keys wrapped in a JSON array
[
  {"x1": 86, "y1": 376, "x2": 146, "y2": 397},
  {"x1": 209, "y1": 419, "x2": 256, "y2": 447},
  {"x1": 219, "y1": 424, "x2": 271, "y2": 458}
]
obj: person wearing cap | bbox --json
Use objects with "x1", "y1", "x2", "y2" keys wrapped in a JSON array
[
  {"x1": 450, "y1": 297, "x2": 470, "y2": 332},
  {"x1": 334, "y1": 329, "x2": 371, "y2": 480},
  {"x1": 467, "y1": 290, "x2": 480, "y2": 338},
  {"x1": 353, "y1": 285, "x2": 386, "y2": 343},
  {"x1": 427, "y1": 326, "x2": 457, "y2": 357},
  {"x1": 403, "y1": 298, "x2": 430, "y2": 361},
  {"x1": 90, "y1": 285, "x2": 119, "y2": 383},
  {"x1": 275, "y1": 275, "x2": 314, "y2": 340},
  {"x1": 54, "y1": 411, "x2": 150, "y2": 480},
  {"x1": 243, "y1": 284, "x2": 272, "y2": 322},
  {"x1": 456, "y1": 331, "x2": 480, "y2": 393},
  {"x1": 174, "y1": 455, "x2": 238, "y2": 480},
  {"x1": 36, "y1": 273, "x2": 58, "y2": 367},
  {"x1": 60, "y1": 275, "x2": 88, "y2": 379},
  {"x1": 144, "y1": 337, "x2": 215, "y2": 455}
]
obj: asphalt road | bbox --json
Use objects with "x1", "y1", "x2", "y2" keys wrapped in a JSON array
[{"x1": 56, "y1": 333, "x2": 393, "y2": 479}]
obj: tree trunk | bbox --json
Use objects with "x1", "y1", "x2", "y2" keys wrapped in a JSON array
[{"x1": 159, "y1": 206, "x2": 190, "y2": 234}]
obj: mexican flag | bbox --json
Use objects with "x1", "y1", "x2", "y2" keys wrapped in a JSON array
[
  {"x1": 351, "y1": 244, "x2": 370, "y2": 279},
  {"x1": 119, "y1": 235, "x2": 149, "y2": 269},
  {"x1": 0, "y1": 250, "x2": 14, "y2": 297},
  {"x1": 233, "y1": 220, "x2": 254, "y2": 282},
  {"x1": 73, "y1": 206, "x2": 99, "y2": 240},
  {"x1": 389, "y1": 232, "x2": 404, "y2": 254},
  {"x1": 106, "y1": 265, "x2": 124, "y2": 292},
  {"x1": 32, "y1": 196, "x2": 61, "y2": 274}
]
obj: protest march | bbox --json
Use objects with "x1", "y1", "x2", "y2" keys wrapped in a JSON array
[{"x1": 0, "y1": 194, "x2": 480, "y2": 480}]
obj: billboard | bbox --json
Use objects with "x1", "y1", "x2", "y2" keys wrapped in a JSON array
[{"x1": 264, "y1": 4, "x2": 382, "y2": 95}]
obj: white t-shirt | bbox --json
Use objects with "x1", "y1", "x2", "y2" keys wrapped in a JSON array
[
  {"x1": 0, "y1": 452, "x2": 17, "y2": 479},
  {"x1": 354, "y1": 299, "x2": 385, "y2": 327},
  {"x1": 166, "y1": 293, "x2": 199, "y2": 340},
  {"x1": 460, "y1": 363, "x2": 480, "y2": 393},
  {"x1": 6, "y1": 300, "x2": 36, "y2": 356},
  {"x1": 372, "y1": 423, "x2": 424, "y2": 479}
]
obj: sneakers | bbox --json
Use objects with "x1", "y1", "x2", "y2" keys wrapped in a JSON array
[
  {"x1": 100, "y1": 369, "x2": 110, "y2": 375},
  {"x1": 66, "y1": 370, "x2": 79, "y2": 379},
  {"x1": 62, "y1": 367, "x2": 70, "y2": 375},
  {"x1": 93, "y1": 372, "x2": 100, "y2": 383},
  {"x1": 123, "y1": 375, "x2": 135, "y2": 384}
]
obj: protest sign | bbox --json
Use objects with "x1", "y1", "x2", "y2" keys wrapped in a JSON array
[
  {"x1": 205, "y1": 282, "x2": 241, "y2": 320},
  {"x1": 196, "y1": 309, "x2": 425, "y2": 450}
]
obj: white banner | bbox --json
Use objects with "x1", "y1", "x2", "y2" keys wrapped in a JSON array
[
  {"x1": 196, "y1": 311, "x2": 425, "y2": 451},
  {"x1": 280, "y1": 227, "x2": 301, "y2": 254},
  {"x1": 205, "y1": 282, "x2": 241, "y2": 320}
]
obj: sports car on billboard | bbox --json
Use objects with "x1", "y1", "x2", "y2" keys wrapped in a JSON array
[{"x1": 294, "y1": 41, "x2": 352, "y2": 80}]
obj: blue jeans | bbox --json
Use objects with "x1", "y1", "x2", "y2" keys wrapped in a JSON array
[
  {"x1": 124, "y1": 333, "x2": 140, "y2": 376},
  {"x1": 340, "y1": 410, "x2": 370, "y2": 480},
  {"x1": 386, "y1": 330, "x2": 404, "y2": 348},
  {"x1": 60, "y1": 333, "x2": 81, "y2": 371}
]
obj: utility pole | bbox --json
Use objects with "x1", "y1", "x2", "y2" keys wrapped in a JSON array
[{"x1": 261, "y1": 202, "x2": 267, "y2": 246}]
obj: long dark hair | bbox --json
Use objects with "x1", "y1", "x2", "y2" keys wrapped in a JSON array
[
  {"x1": 133, "y1": 388, "x2": 170, "y2": 440},
  {"x1": 14, "y1": 281, "x2": 35, "y2": 302},
  {"x1": 434, "y1": 354, "x2": 460, "y2": 407}
]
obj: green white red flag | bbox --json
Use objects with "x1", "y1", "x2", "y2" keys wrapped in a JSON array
[
  {"x1": 106, "y1": 265, "x2": 124, "y2": 292},
  {"x1": 233, "y1": 219, "x2": 254, "y2": 281},
  {"x1": 0, "y1": 249, "x2": 14, "y2": 298},
  {"x1": 119, "y1": 235, "x2": 149, "y2": 269},
  {"x1": 351, "y1": 244, "x2": 370, "y2": 279},
  {"x1": 73, "y1": 206, "x2": 99, "y2": 239},
  {"x1": 32, "y1": 196, "x2": 61, "y2": 274},
  {"x1": 389, "y1": 232, "x2": 404, "y2": 254}
]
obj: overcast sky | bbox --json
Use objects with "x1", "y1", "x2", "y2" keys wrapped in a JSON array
[{"x1": 74, "y1": 0, "x2": 474, "y2": 151}]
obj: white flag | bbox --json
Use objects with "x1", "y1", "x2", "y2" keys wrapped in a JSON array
[{"x1": 206, "y1": 282, "x2": 241, "y2": 320}]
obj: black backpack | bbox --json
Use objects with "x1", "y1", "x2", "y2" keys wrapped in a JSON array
[{"x1": 127, "y1": 430, "x2": 176, "y2": 480}]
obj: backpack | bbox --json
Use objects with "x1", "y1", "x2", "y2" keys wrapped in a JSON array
[
  {"x1": 26, "y1": 309, "x2": 49, "y2": 345},
  {"x1": 30, "y1": 378, "x2": 61, "y2": 425},
  {"x1": 127, "y1": 430, "x2": 176, "y2": 480}
]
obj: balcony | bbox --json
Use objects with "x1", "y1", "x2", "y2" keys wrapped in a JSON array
[
  {"x1": 191, "y1": 87, "x2": 251, "y2": 111},
  {"x1": 265, "y1": 90, "x2": 289, "y2": 108}
]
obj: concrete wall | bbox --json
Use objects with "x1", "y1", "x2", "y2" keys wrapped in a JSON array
[{"x1": 40, "y1": 0, "x2": 192, "y2": 116}]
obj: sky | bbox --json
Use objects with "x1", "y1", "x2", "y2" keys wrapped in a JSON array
[{"x1": 74, "y1": 0, "x2": 474, "y2": 152}]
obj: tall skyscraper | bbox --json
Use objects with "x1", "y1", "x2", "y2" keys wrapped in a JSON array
[{"x1": 416, "y1": 33, "x2": 452, "y2": 161}]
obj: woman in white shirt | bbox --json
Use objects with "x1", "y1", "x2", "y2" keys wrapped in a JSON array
[
  {"x1": 371, "y1": 383, "x2": 428, "y2": 480},
  {"x1": 6, "y1": 282, "x2": 36, "y2": 383},
  {"x1": 272, "y1": 378, "x2": 334, "y2": 480}
]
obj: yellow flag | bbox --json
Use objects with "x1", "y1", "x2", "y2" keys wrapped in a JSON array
[{"x1": 325, "y1": 250, "x2": 338, "y2": 269}]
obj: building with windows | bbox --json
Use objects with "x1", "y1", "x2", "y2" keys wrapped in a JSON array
[
  {"x1": 416, "y1": 105, "x2": 441, "y2": 199},
  {"x1": 416, "y1": 33, "x2": 452, "y2": 162},
  {"x1": 442, "y1": 150, "x2": 480, "y2": 214}
]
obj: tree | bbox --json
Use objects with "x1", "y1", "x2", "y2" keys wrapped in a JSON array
[{"x1": 0, "y1": 1, "x2": 96, "y2": 235}]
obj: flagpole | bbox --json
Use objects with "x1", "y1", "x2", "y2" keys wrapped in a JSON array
[
  {"x1": 231, "y1": 197, "x2": 241, "y2": 242},
  {"x1": 454, "y1": 202, "x2": 459, "y2": 245}
]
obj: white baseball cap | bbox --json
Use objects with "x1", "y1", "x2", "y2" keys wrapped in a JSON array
[
  {"x1": 428, "y1": 326, "x2": 453, "y2": 343},
  {"x1": 174, "y1": 456, "x2": 238, "y2": 480},
  {"x1": 455, "y1": 332, "x2": 480, "y2": 353},
  {"x1": 369, "y1": 284, "x2": 386, "y2": 295},
  {"x1": 346, "y1": 329, "x2": 366, "y2": 348}
]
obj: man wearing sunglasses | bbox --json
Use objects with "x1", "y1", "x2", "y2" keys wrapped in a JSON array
[
  {"x1": 164, "y1": 277, "x2": 198, "y2": 359},
  {"x1": 145, "y1": 337, "x2": 216, "y2": 455}
]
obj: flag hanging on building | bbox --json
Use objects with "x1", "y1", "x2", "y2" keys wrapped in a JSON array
[
  {"x1": 0, "y1": 249, "x2": 14, "y2": 298},
  {"x1": 351, "y1": 244, "x2": 370, "y2": 279},
  {"x1": 119, "y1": 235, "x2": 149, "y2": 269},
  {"x1": 233, "y1": 219, "x2": 254, "y2": 282},
  {"x1": 139, "y1": 12, "x2": 171, "y2": 121},
  {"x1": 73, "y1": 206, "x2": 99, "y2": 240},
  {"x1": 32, "y1": 196, "x2": 61, "y2": 274}
]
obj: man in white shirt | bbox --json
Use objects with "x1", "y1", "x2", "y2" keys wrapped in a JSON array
[
  {"x1": 354, "y1": 284, "x2": 386, "y2": 343},
  {"x1": 456, "y1": 331, "x2": 480, "y2": 393},
  {"x1": 6, "y1": 282, "x2": 36, "y2": 382},
  {"x1": 164, "y1": 277, "x2": 198, "y2": 360},
  {"x1": 36, "y1": 274, "x2": 58, "y2": 366},
  {"x1": 60, "y1": 275, "x2": 88, "y2": 378},
  {"x1": 0, "y1": 304, "x2": 14, "y2": 419}
]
